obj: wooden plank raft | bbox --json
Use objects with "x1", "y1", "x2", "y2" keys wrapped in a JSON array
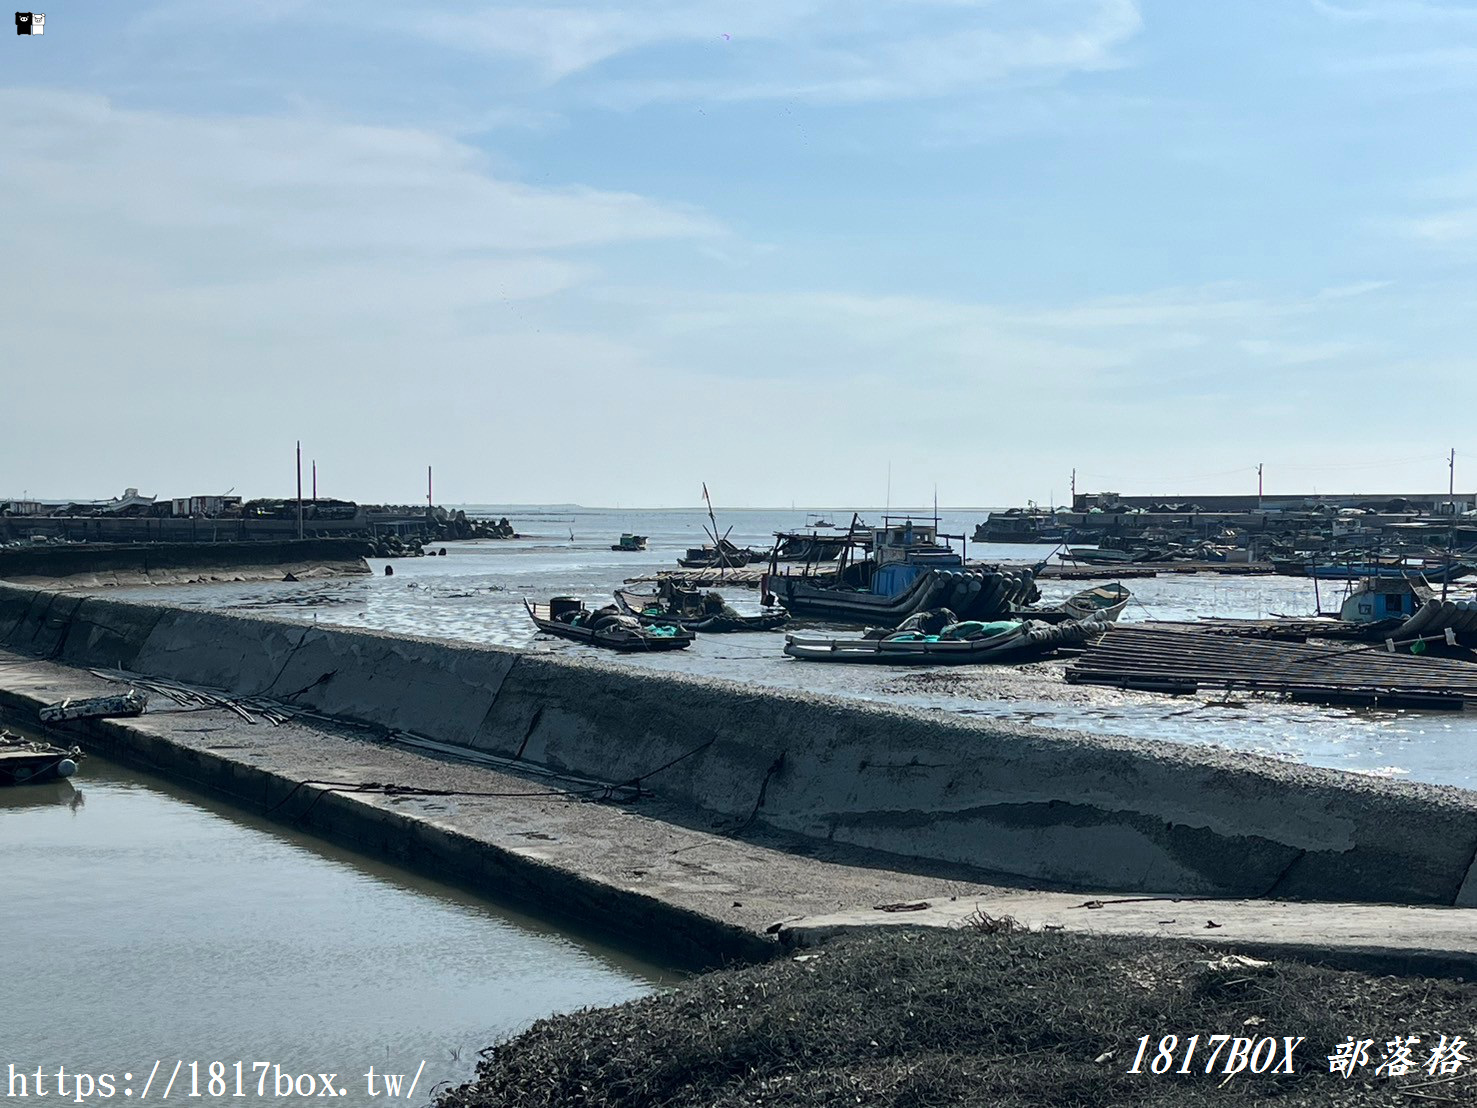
[
  {"x1": 1066, "y1": 625, "x2": 1477, "y2": 709},
  {"x1": 625, "y1": 566, "x2": 834, "y2": 589}
]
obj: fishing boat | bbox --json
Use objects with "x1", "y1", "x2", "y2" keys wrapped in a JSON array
[
  {"x1": 524, "y1": 598, "x2": 695, "y2": 651},
  {"x1": 973, "y1": 509, "x2": 1070, "y2": 544},
  {"x1": 1060, "y1": 582, "x2": 1131, "y2": 623},
  {"x1": 1062, "y1": 546, "x2": 1134, "y2": 565},
  {"x1": 764, "y1": 515, "x2": 1040, "y2": 626},
  {"x1": 772, "y1": 528, "x2": 850, "y2": 562},
  {"x1": 677, "y1": 539, "x2": 754, "y2": 569},
  {"x1": 614, "y1": 588, "x2": 788, "y2": 632},
  {"x1": 0, "y1": 731, "x2": 84, "y2": 785},
  {"x1": 674, "y1": 484, "x2": 762, "y2": 569},
  {"x1": 1273, "y1": 557, "x2": 1473, "y2": 582},
  {"x1": 610, "y1": 533, "x2": 648, "y2": 552},
  {"x1": 783, "y1": 612, "x2": 1112, "y2": 665}
]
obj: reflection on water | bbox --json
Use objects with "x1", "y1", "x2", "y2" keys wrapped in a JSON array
[
  {"x1": 1, "y1": 750, "x2": 671, "y2": 1104},
  {"x1": 104, "y1": 506, "x2": 1477, "y2": 790}
]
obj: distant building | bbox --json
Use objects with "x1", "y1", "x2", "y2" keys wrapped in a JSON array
[
  {"x1": 1, "y1": 488, "x2": 158, "y2": 517},
  {"x1": 170, "y1": 495, "x2": 243, "y2": 518},
  {"x1": 1072, "y1": 491, "x2": 1476, "y2": 514}
]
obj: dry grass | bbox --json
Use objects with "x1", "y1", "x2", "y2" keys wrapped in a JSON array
[{"x1": 437, "y1": 930, "x2": 1476, "y2": 1108}]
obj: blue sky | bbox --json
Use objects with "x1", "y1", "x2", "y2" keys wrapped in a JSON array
[{"x1": 3, "y1": 0, "x2": 1475, "y2": 506}]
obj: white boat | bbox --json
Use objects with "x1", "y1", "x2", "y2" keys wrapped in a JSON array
[{"x1": 1060, "y1": 583, "x2": 1130, "y2": 623}]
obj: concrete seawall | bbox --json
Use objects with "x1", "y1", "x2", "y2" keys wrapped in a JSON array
[
  {"x1": 0, "y1": 538, "x2": 373, "y2": 587},
  {"x1": 3, "y1": 581, "x2": 1475, "y2": 907}
]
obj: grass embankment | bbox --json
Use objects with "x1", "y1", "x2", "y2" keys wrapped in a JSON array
[{"x1": 439, "y1": 929, "x2": 1476, "y2": 1107}]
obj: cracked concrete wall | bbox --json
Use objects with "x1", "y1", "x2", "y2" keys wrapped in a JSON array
[{"x1": 4, "y1": 582, "x2": 1476, "y2": 906}]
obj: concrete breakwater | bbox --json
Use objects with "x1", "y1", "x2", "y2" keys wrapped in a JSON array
[
  {"x1": 0, "y1": 538, "x2": 372, "y2": 587},
  {"x1": 2, "y1": 581, "x2": 1475, "y2": 907}
]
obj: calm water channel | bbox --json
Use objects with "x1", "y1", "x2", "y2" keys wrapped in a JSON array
[{"x1": 0, "y1": 747, "x2": 672, "y2": 1105}]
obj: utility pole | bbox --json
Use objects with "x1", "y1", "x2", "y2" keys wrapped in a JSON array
[
  {"x1": 1444, "y1": 448, "x2": 1456, "y2": 602},
  {"x1": 295, "y1": 441, "x2": 304, "y2": 540},
  {"x1": 312, "y1": 460, "x2": 317, "y2": 502},
  {"x1": 427, "y1": 466, "x2": 433, "y2": 511},
  {"x1": 1256, "y1": 463, "x2": 1263, "y2": 511}
]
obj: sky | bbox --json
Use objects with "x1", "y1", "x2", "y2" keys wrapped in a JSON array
[{"x1": 3, "y1": 0, "x2": 1476, "y2": 508}]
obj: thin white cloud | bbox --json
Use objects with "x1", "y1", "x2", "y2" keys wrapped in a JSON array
[
  {"x1": 595, "y1": 0, "x2": 1143, "y2": 105},
  {"x1": 0, "y1": 90, "x2": 721, "y2": 262},
  {"x1": 1405, "y1": 208, "x2": 1477, "y2": 242},
  {"x1": 1237, "y1": 338, "x2": 1368, "y2": 365},
  {"x1": 148, "y1": 0, "x2": 1143, "y2": 105},
  {"x1": 1311, "y1": 0, "x2": 1477, "y2": 23},
  {"x1": 1313, "y1": 280, "x2": 1393, "y2": 299}
]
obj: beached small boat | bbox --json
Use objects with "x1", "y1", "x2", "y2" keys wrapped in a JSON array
[
  {"x1": 1062, "y1": 547, "x2": 1134, "y2": 565},
  {"x1": 614, "y1": 589, "x2": 788, "y2": 632},
  {"x1": 783, "y1": 613, "x2": 1111, "y2": 665},
  {"x1": 610, "y1": 533, "x2": 648, "y2": 552},
  {"x1": 0, "y1": 731, "x2": 84, "y2": 785},
  {"x1": 525, "y1": 598, "x2": 695, "y2": 651},
  {"x1": 1060, "y1": 582, "x2": 1131, "y2": 623}
]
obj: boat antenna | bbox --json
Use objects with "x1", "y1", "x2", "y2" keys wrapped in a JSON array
[{"x1": 886, "y1": 460, "x2": 891, "y2": 518}]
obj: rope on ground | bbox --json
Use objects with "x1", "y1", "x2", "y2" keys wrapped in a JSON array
[{"x1": 265, "y1": 734, "x2": 723, "y2": 823}]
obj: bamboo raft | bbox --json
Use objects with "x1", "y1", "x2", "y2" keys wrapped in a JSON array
[
  {"x1": 630, "y1": 561, "x2": 1276, "y2": 588},
  {"x1": 1038, "y1": 562, "x2": 1275, "y2": 580},
  {"x1": 626, "y1": 567, "x2": 798, "y2": 589},
  {"x1": 1066, "y1": 625, "x2": 1477, "y2": 709},
  {"x1": 1139, "y1": 619, "x2": 1379, "y2": 642}
]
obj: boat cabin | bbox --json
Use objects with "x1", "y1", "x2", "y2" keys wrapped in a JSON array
[
  {"x1": 869, "y1": 519, "x2": 964, "y2": 597},
  {"x1": 1339, "y1": 578, "x2": 1429, "y2": 624}
]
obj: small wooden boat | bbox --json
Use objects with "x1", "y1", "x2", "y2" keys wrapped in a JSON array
[
  {"x1": 524, "y1": 598, "x2": 695, "y2": 651},
  {"x1": 611, "y1": 533, "x2": 648, "y2": 552},
  {"x1": 0, "y1": 731, "x2": 84, "y2": 785},
  {"x1": 1060, "y1": 582, "x2": 1130, "y2": 623},
  {"x1": 38, "y1": 690, "x2": 147, "y2": 724},
  {"x1": 783, "y1": 614, "x2": 1111, "y2": 665},
  {"x1": 614, "y1": 589, "x2": 789, "y2": 632},
  {"x1": 1063, "y1": 547, "x2": 1134, "y2": 565}
]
